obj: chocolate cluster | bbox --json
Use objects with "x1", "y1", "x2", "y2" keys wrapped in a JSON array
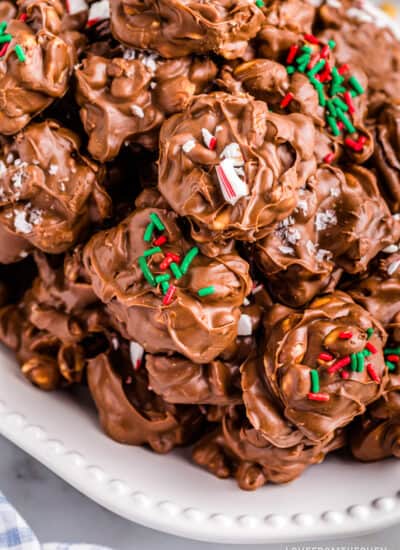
[{"x1": 0, "y1": 0, "x2": 400, "y2": 490}]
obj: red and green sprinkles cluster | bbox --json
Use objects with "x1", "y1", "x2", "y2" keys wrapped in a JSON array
[
  {"x1": 384, "y1": 347, "x2": 400, "y2": 372},
  {"x1": 308, "y1": 328, "x2": 384, "y2": 403},
  {"x1": 284, "y1": 34, "x2": 366, "y2": 162},
  {"x1": 0, "y1": 18, "x2": 27, "y2": 61},
  {"x1": 139, "y1": 213, "x2": 215, "y2": 305}
]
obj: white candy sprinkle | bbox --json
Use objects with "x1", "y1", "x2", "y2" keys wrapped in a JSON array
[
  {"x1": 393, "y1": 214, "x2": 400, "y2": 221},
  {"x1": 130, "y1": 341, "x2": 144, "y2": 370},
  {"x1": 216, "y1": 157, "x2": 249, "y2": 205},
  {"x1": 0, "y1": 161, "x2": 6, "y2": 178},
  {"x1": 306, "y1": 240, "x2": 316, "y2": 255},
  {"x1": 383, "y1": 244, "x2": 399, "y2": 254},
  {"x1": 316, "y1": 248, "x2": 333, "y2": 262},
  {"x1": 315, "y1": 209, "x2": 337, "y2": 231},
  {"x1": 296, "y1": 199, "x2": 308, "y2": 215},
  {"x1": 11, "y1": 170, "x2": 24, "y2": 189},
  {"x1": 327, "y1": 0, "x2": 342, "y2": 7},
  {"x1": 111, "y1": 337, "x2": 119, "y2": 350},
  {"x1": 330, "y1": 187, "x2": 340, "y2": 197},
  {"x1": 49, "y1": 164, "x2": 58, "y2": 175},
  {"x1": 19, "y1": 251, "x2": 28, "y2": 258},
  {"x1": 131, "y1": 105, "x2": 145, "y2": 118},
  {"x1": 14, "y1": 210, "x2": 33, "y2": 234},
  {"x1": 215, "y1": 125, "x2": 223, "y2": 133},
  {"x1": 59, "y1": 182, "x2": 66, "y2": 192},
  {"x1": 388, "y1": 260, "x2": 400, "y2": 276},
  {"x1": 237, "y1": 313, "x2": 253, "y2": 337},
  {"x1": 139, "y1": 52, "x2": 159, "y2": 73},
  {"x1": 66, "y1": 0, "x2": 87, "y2": 15},
  {"x1": 220, "y1": 142, "x2": 244, "y2": 166},
  {"x1": 182, "y1": 139, "x2": 196, "y2": 153},
  {"x1": 6, "y1": 154, "x2": 14, "y2": 164},
  {"x1": 30, "y1": 208, "x2": 42, "y2": 226},
  {"x1": 123, "y1": 49, "x2": 136, "y2": 60},
  {"x1": 87, "y1": 0, "x2": 109, "y2": 22},
  {"x1": 243, "y1": 297, "x2": 250, "y2": 306},
  {"x1": 279, "y1": 245, "x2": 295, "y2": 255}
]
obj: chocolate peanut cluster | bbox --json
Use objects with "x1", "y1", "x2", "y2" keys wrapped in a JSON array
[{"x1": 0, "y1": 0, "x2": 400, "y2": 490}]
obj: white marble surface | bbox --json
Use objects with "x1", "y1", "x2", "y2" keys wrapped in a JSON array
[{"x1": 0, "y1": 434, "x2": 398, "y2": 550}]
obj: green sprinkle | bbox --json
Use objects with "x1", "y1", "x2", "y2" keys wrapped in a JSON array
[
  {"x1": 384, "y1": 347, "x2": 400, "y2": 355},
  {"x1": 310, "y1": 77, "x2": 323, "y2": 90},
  {"x1": 363, "y1": 348, "x2": 372, "y2": 357},
  {"x1": 327, "y1": 116, "x2": 340, "y2": 136},
  {"x1": 332, "y1": 97, "x2": 348, "y2": 112},
  {"x1": 330, "y1": 85, "x2": 346, "y2": 96},
  {"x1": 143, "y1": 246, "x2": 162, "y2": 257},
  {"x1": 356, "y1": 351, "x2": 365, "y2": 372},
  {"x1": 301, "y1": 46, "x2": 313, "y2": 54},
  {"x1": 180, "y1": 247, "x2": 199, "y2": 274},
  {"x1": 310, "y1": 370, "x2": 320, "y2": 393},
  {"x1": 350, "y1": 89, "x2": 358, "y2": 98},
  {"x1": 149, "y1": 212, "x2": 165, "y2": 231},
  {"x1": 170, "y1": 262, "x2": 183, "y2": 279},
  {"x1": 0, "y1": 33, "x2": 12, "y2": 43},
  {"x1": 331, "y1": 67, "x2": 344, "y2": 84},
  {"x1": 307, "y1": 59, "x2": 326, "y2": 77},
  {"x1": 155, "y1": 274, "x2": 170, "y2": 283},
  {"x1": 367, "y1": 328, "x2": 374, "y2": 339},
  {"x1": 336, "y1": 109, "x2": 356, "y2": 133},
  {"x1": 286, "y1": 65, "x2": 295, "y2": 75},
  {"x1": 386, "y1": 361, "x2": 396, "y2": 372},
  {"x1": 198, "y1": 286, "x2": 215, "y2": 297},
  {"x1": 328, "y1": 40, "x2": 336, "y2": 50},
  {"x1": 161, "y1": 281, "x2": 170, "y2": 295},
  {"x1": 144, "y1": 222, "x2": 155, "y2": 242},
  {"x1": 296, "y1": 53, "x2": 311, "y2": 73},
  {"x1": 349, "y1": 75, "x2": 364, "y2": 96},
  {"x1": 326, "y1": 100, "x2": 337, "y2": 117},
  {"x1": 317, "y1": 87, "x2": 326, "y2": 107},
  {"x1": 138, "y1": 256, "x2": 156, "y2": 286},
  {"x1": 0, "y1": 21, "x2": 7, "y2": 34},
  {"x1": 255, "y1": 0, "x2": 264, "y2": 7},
  {"x1": 350, "y1": 353, "x2": 358, "y2": 372}
]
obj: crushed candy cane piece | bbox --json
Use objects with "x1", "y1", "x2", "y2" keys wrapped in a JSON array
[
  {"x1": 182, "y1": 139, "x2": 196, "y2": 153},
  {"x1": 201, "y1": 128, "x2": 217, "y2": 150},
  {"x1": 215, "y1": 158, "x2": 249, "y2": 206},
  {"x1": 129, "y1": 341, "x2": 144, "y2": 370},
  {"x1": 237, "y1": 314, "x2": 252, "y2": 336},
  {"x1": 66, "y1": 0, "x2": 87, "y2": 14},
  {"x1": 220, "y1": 142, "x2": 244, "y2": 166},
  {"x1": 87, "y1": 0, "x2": 109, "y2": 26}
]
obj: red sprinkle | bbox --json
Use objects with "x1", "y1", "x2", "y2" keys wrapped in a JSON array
[
  {"x1": 320, "y1": 45, "x2": 330, "y2": 59},
  {"x1": 345, "y1": 137, "x2": 363, "y2": 152},
  {"x1": 367, "y1": 363, "x2": 380, "y2": 383},
  {"x1": 166, "y1": 252, "x2": 180, "y2": 262},
  {"x1": 160, "y1": 256, "x2": 173, "y2": 270},
  {"x1": 358, "y1": 135, "x2": 367, "y2": 147},
  {"x1": 287, "y1": 44, "x2": 299, "y2": 64},
  {"x1": 19, "y1": 13, "x2": 28, "y2": 21},
  {"x1": 208, "y1": 136, "x2": 217, "y2": 151},
  {"x1": 134, "y1": 359, "x2": 142, "y2": 371},
  {"x1": 319, "y1": 352, "x2": 334, "y2": 361},
  {"x1": 337, "y1": 121, "x2": 345, "y2": 131},
  {"x1": 344, "y1": 91, "x2": 355, "y2": 114},
  {"x1": 153, "y1": 235, "x2": 167, "y2": 246},
  {"x1": 280, "y1": 92, "x2": 294, "y2": 109},
  {"x1": 365, "y1": 342, "x2": 377, "y2": 354},
  {"x1": 318, "y1": 62, "x2": 332, "y2": 82},
  {"x1": 304, "y1": 33, "x2": 319, "y2": 45},
  {"x1": 328, "y1": 356, "x2": 351, "y2": 374},
  {"x1": 323, "y1": 152, "x2": 335, "y2": 164},
  {"x1": 307, "y1": 392, "x2": 330, "y2": 402},
  {"x1": 338, "y1": 63, "x2": 350, "y2": 75},
  {"x1": 386, "y1": 354, "x2": 399, "y2": 363},
  {"x1": 86, "y1": 18, "x2": 99, "y2": 28},
  {"x1": 339, "y1": 331, "x2": 353, "y2": 340},
  {"x1": 0, "y1": 42, "x2": 10, "y2": 57},
  {"x1": 341, "y1": 370, "x2": 350, "y2": 379},
  {"x1": 162, "y1": 284, "x2": 176, "y2": 306}
]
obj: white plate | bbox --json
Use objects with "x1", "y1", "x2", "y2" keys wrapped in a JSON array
[
  {"x1": 1, "y1": 1, "x2": 400, "y2": 544},
  {"x1": 0, "y1": 345, "x2": 400, "y2": 544}
]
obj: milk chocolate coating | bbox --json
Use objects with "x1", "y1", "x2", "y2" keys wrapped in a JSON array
[
  {"x1": 317, "y1": 0, "x2": 400, "y2": 114},
  {"x1": 373, "y1": 105, "x2": 400, "y2": 213},
  {"x1": 257, "y1": 0, "x2": 315, "y2": 60},
  {"x1": 0, "y1": 248, "x2": 110, "y2": 389},
  {"x1": 0, "y1": 19, "x2": 73, "y2": 134},
  {"x1": 87, "y1": 344, "x2": 203, "y2": 452},
  {"x1": 192, "y1": 406, "x2": 344, "y2": 490},
  {"x1": 0, "y1": 0, "x2": 17, "y2": 21},
  {"x1": 158, "y1": 92, "x2": 316, "y2": 246},
  {"x1": 110, "y1": 0, "x2": 265, "y2": 60},
  {"x1": 75, "y1": 53, "x2": 217, "y2": 161},
  {"x1": 243, "y1": 292, "x2": 388, "y2": 447},
  {"x1": 0, "y1": 120, "x2": 111, "y2": 262},
  {"x1": 83, "y1": 196, "x2": 252, "y2": 364},
  {"x1": 254, "y1": 164, "x2": 399, "y2": 306}
]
